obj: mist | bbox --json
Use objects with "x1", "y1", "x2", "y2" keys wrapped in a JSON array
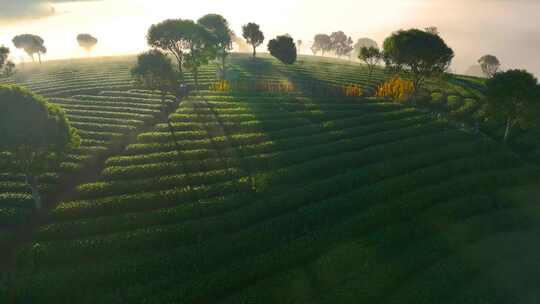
[{"x1": 1, "y1": 0, "x2": 539, "y2": 76}]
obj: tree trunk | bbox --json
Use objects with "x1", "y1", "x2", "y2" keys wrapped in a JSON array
[
  {"x1": 503, "y1": 117, "x2": 512, "y2": 144},
  {"x1": 27, "y1": 175, "x2": 42, "y2": 210},
  {"x1": 38, "y1": 52, "x2": 42, "y2": 64},
  {"x1": 161, "y1": 92, "x2": 182, "y2": 155},
  {"x1": 368, "y1": 66, "x2": 373, "y2": 84},
  {"x1": 221, "y1": 53, "x2": 227, "y2": 79},
  {"x1": 252, "y1": 45, "x2": 256, "y2": 58}
]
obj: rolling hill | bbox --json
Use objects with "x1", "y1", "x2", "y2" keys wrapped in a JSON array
[{"x1": 1, "y1": 53, "x2": 540, "y2": 303}]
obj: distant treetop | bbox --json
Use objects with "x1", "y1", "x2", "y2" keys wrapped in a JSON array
[
  {"x1": 77, "y1": 34, "x2": 98, "y2": 53},
  {"x1": 12, "y1": 34, "x2": 47, "y2": 63}
]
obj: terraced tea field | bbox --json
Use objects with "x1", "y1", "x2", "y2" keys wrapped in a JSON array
[{"x1": 1, "y1": 54, "x2": 540, "y2": 303}]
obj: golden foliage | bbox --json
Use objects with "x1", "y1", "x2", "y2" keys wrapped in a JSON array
[
  {"x1": 210, "y1": 80, "x2": 231, "y2": 92},
  {"x1": 211, "y1": 80, "x2": 296, "y2": 93},
  {"x1": 210, "y1": 80, "x2": 362, "y2": 97},
  {"x1": 343, "y1": 84, "x2": 363, "y2": 97},
  {"x1": 375, "y1": 76, "x2": 415, "y2": 102}
]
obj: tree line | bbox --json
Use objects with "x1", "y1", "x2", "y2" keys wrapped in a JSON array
[{"x1": 1, "y1": 14, "x2": 539, "y2": 214}]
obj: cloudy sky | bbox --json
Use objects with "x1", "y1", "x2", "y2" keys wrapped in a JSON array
[{"x1": 0, "y1": 0, "x2": 539, "y2": 75}]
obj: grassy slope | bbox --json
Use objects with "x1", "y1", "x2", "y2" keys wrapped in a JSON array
[{"x1": 1, "y1": 54, "x2": 540, "y2": 303}]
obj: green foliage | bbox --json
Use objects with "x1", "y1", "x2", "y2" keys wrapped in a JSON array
[
  {"x1": 3, "y1": 54, "x2": 540, "y2": 304},
  {"x1": 147, "y1": 19, "x2": 202, "y2": 75},
  {"x1": 358, "y1": 46, "x2": 382, "y2": 79},
  {"x1": 447, "y1": 95, "x2": 462, "y2": 110},
  {"x1": 198, "y1": 14, "x2": 232, "y2": 75},
  {"x1": 131, "y1": 49, "x2": 179, "y2": 98},
  {"x1": 0, "y1": 45, "x2": 15, "y2": 77},
  {"x1": 383, "y1": 29, "x2": 454, "y2": 92},
  {"x1": 430, "y1": 92, "x2": 444, "y2": 104},
  {"x1": 0, "y1": 85, "x2": 79, "y2": 209},
  {"x1": 267, "y1": 35, "x2": 297, "y2": 64},
  {"x1": 242, "y1": 22, "x2": 265, "y2": 57},
  {"x1": 0, "y1": 85, "x2": 79, "y2": 152},
  {"x1": 485, "y1": 69, "x2": 540, "y2": 142}
]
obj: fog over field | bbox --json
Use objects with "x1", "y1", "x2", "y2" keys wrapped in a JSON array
[{"x1": 0, "y1": 0, "x2": 539, "y2": 75}]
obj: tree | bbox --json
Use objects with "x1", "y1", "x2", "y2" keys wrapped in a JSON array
[
  {"x1": 147, "y1": 19, "x2": 201, "y2": 77},
  {"x1": 0, "y1": 85, "x2": 79, "y2": 210},
  {"x1": 0, "y1": 46, "x2": 15, "y2": 77},
  {"x1": 242, "y1": 22, "x2": 265, "y2": 58},
  {"x1": 183, "y1": 24, "x2": 217, "y2": 91},
  {"x1": 296, "y1": 39, "x2": 303, "y2": 52},
  {"x1": 478, "y1": 54, "x2": 500, "y2": 78},
  {"x1": 358, "y1": 46, "x2": 382, "y2": 82},
  {"x1": 76, "y1": 34, "x2": 98, "y2": 54},
  {"x1": 131, "y1": 50, "x2": 181, "y2": 150},
  {"x1": 353, "y1": 38, "x2": 378, "y2": 58},
  {"x1": 12, "y1": 34, "x2": 47, "y2": 63},
  {"x1": 197, "y1": 14, "x2": 232, "y2": 77},
  {"x1": 485, "y1": 70, "x2": 540, "y2": 143},
  {"x1": 425, "y1": 26, "x2": 440, "y2": 35},
  {"x1": 330, "y1": 31, "x2": 353, "y2": 58},
  {"x1": 311, "y1": 34, "x2": 332, "y2": 56},
  {"x1": 268, "y1": 35, "x2": 297, "y2": 64},
  {"x1": 383, "y1": 29, "x2": 454, "y2": 96}
]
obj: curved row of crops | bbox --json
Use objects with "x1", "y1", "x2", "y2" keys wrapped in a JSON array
[
  {"x1": 1, "y1": 54, "x2": 539, "y2": 303},
  {"x1": 3, "y1": 88, "x2": 539, "y2": 303}
]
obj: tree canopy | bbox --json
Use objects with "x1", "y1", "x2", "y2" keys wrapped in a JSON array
[
  {"x1": 383, "y1": 29, "x2": 454, "y2": 94},
  {"x1": 478, "y1": 54, "x2": 500, "y2": 78},
  {"x1": 353, "y1": 38, "x2": 378, "y2": 57},
  {"x1": 242, "y1": 22, "x2": 265, "y2": 58},
  {"x1": 77, "y1": 34, "x2": 98, "y2": 53},
  {"x1": 131, "y1": 50, "x2": 182, "y2": 148},
  {"x1": 0, "y1": 85, "x2": 79, "y2": 209},
  {"x1": 12, "y1": 34, "x2": 47, "y2": 63},
  {"x1": 358, "y1": 46, "x2": 382, "y2": 81},
  {"x1": 147, "y1": 19, "x2": 200, "y2": 76},
  {"x1": 131, "y1": 49, "x2": 179, "y2": 98},
  {"x1": 198, "y1": 14, "x2": 232, "y2": 75},
  {"x1": 0, "y1": 46, "x2": 9, "y2": 69},
  {"x1": 182, "y1": 24, "x2": 217, "y2": 90},
  {"x1": 0, "y1": 46, "x2": 15, "y2": 77},
  {"x1": 485, "y1": 69, "x2": 540, "y2": 143},
  {"x1": 268, "y1": 35, "x2": 297, "y2": 64},
  {"x1": 329, "y1": 31, "x2": 353, "y2": 58},
  {"x1": 311, "y1": 34, "x2": 332, "y2": 56}
]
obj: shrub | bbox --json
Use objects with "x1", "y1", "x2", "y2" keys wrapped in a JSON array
[
  {"x1": 430, "y1": 92, "x2": 444, "y2": 104},
  {"x1": 375, "y1": 76, "x2": 415, "y2": 102},
  {"x1": 447, "y1": 95, "x2": 462, "y2": 110}
]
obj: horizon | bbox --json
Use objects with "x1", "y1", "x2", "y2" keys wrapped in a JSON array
[{"x1": 1, "y1": 0, "x2": 540, "y2": 76}]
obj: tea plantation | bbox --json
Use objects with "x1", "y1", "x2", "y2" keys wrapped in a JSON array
[{"x1": 1, "y1": 54, "x2": 540, "y2": 303}]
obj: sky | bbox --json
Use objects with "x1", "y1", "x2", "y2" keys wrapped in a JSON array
[{"x1": 1, "y1": 0, "x2": 540, "y2": 76}]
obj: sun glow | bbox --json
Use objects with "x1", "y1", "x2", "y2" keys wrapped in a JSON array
[{"x1": 0, "y1": 0, "x2": 407, "y2": 63}]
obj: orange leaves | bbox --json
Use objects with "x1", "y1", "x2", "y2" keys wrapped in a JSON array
[{"x1": 375, "y1": 76, "x2": 415, "y2": 102}]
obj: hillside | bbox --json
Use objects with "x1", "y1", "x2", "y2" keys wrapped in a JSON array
[{"x1": 1, "y1": 54, "x2": 540, "y2": 303}]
